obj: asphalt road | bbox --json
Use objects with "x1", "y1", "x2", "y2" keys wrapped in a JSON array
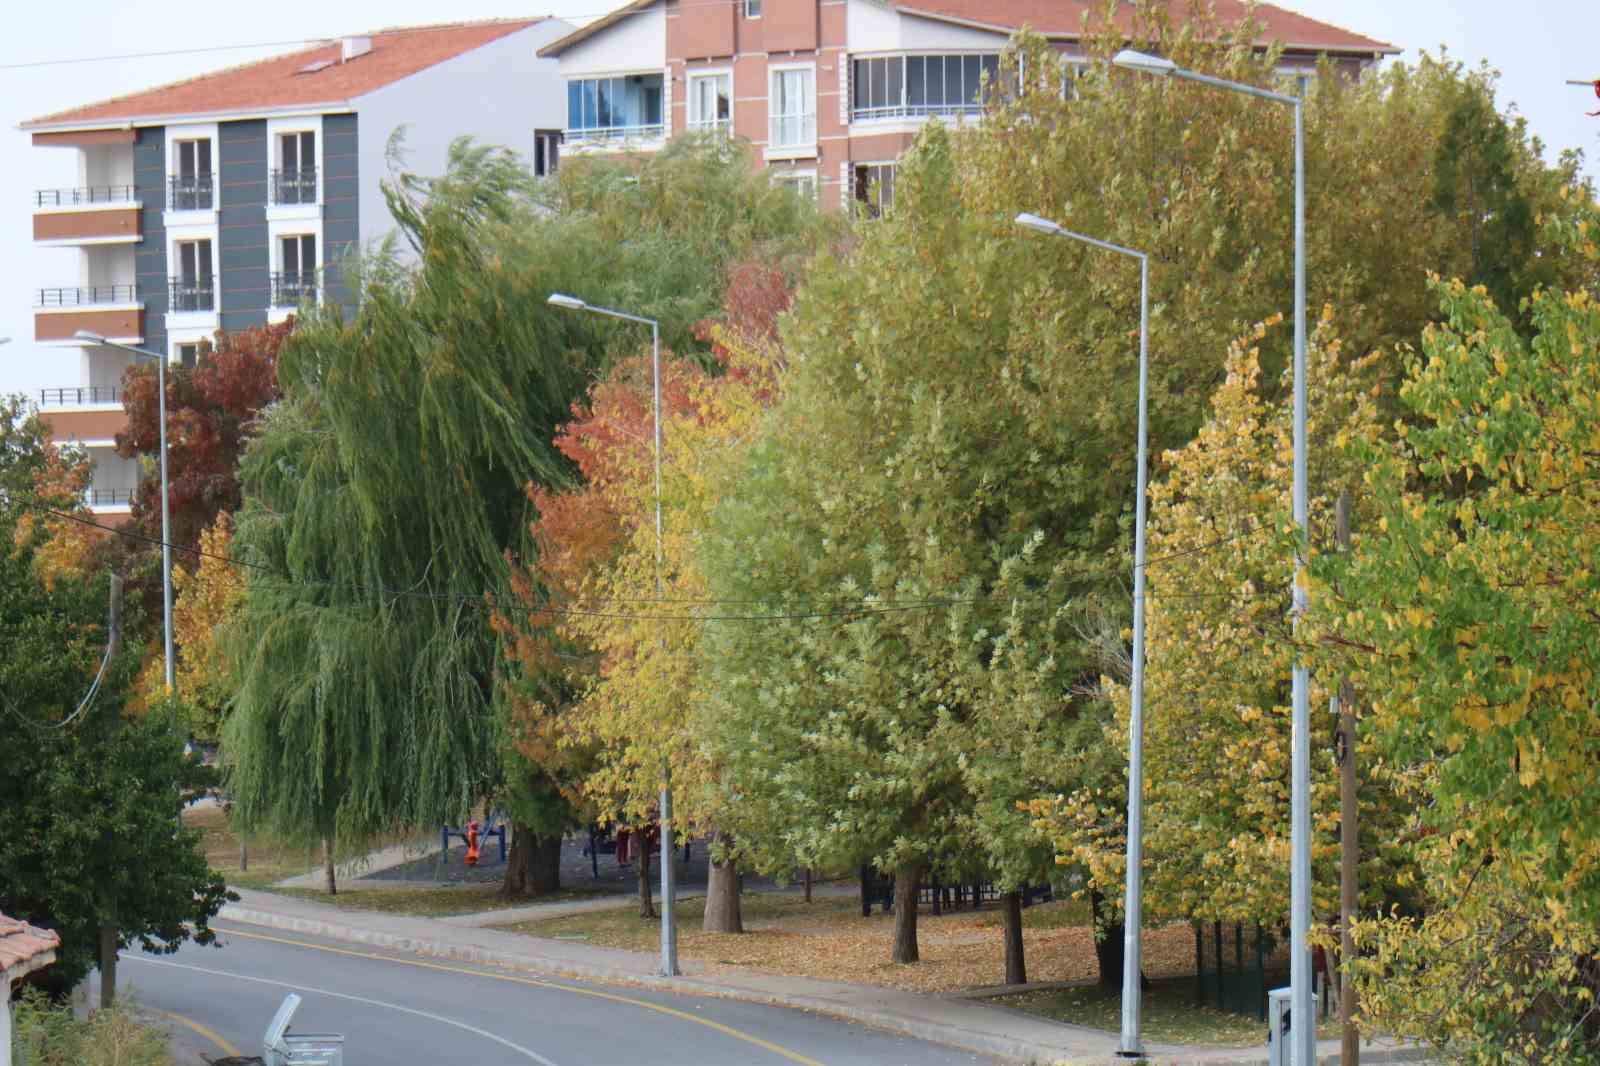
[{"x1": 118, "y1": 921, "x2": 998, "y2": 1065}]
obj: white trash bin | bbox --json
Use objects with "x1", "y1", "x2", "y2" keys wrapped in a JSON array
[
  {"x1": 263, "y1": 993, "x2": 345, "y2": 1066},
  {"x1": 1267, "y1": 986, "x2": 1317, "y2": 1066}
]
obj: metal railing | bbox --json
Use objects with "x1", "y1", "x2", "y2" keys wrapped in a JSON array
[
  {"x1": 40, "y1": 386, "x2": 121, "y2": 406},
  {"x1": 86, "y1": 488, "x2": 135, "y2": 506},
  {"x1": 271, "y1": 167, "x2": 318, "y2": 205},
  {"x1": 34, "y1": 185, "x2": 138, "y2": 207},
  {"x1": 850, "y1": 102, "x2": 983, "y2": 122},
  {"x1": 563, "y1": 123, "x2": 666, "y2": 146},
  {"x1": 271, "y1": 271, "x2": 318, "y2": 307},
  {"x1": 686, "y1": 118, "x2": 732, "y2": 135},
  {"x1": 169, "y1": 277, "x2": 215, "y2": 313},
  {"x1": 169, "y1": 174, "x2": 215, "y2": 211},
  {"x1": 36, "y1": 285, "x2": 138, "y2": 307},
  {"x1": 768, "y1": 114, "x2": 817, "y2": 151}
]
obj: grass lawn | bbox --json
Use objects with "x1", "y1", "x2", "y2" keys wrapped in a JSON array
[
  {"x1": 997, "y1": 978, "x2": 1267, "y2": 1047},
  {"x1": 184, "y1": 803, "x2": 316, "y2": 891},
  {"x1": 497, "y1": 893, "x2": 1196, "y2": 996},
  {"x1": 268, "y1": 883, "x2": 613, "y2": 918}
]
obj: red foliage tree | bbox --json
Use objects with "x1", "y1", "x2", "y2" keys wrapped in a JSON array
[{"x1": 116, "y1": 320, "x2": 289, "y2": 551}]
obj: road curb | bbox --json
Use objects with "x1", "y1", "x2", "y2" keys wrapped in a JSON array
[{"x1": 217, "y1": 902, "x2": 1430, "y2": 1066}]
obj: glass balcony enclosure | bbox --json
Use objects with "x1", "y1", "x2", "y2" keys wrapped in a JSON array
[
  {"x1": 851, "y1": 53, "x2": 1002, "y2": 121},
  {"x1": 566, "y1": 73, "x2": 665, "y2": 144}
]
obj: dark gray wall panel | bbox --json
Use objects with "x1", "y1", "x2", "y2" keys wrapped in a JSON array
[
  {"x1": 132, "y1": 126, "x2": 168, "y2": 353},
  {"x1": 218, "y1": 119, "x2": 269, "y2": 329},
  {"x1": 322, "y1": 113, "x2": 359, "y2": 314}
]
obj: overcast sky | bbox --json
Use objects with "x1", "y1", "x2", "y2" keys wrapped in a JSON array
[{"x1": 2, "y1": 0, "x2": 1596, "y2": 402}]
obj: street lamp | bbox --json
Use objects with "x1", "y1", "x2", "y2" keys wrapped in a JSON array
[
  {"x1": 1113, "y1": 48, "x2": 1315, "y2": 1063},
  {"x1": 75, "y1": 329, "x2": 176, "y2": 695},
  {"x1": 1016, "y1": 212, "x2": 1151, "y2": 1058},
  {"x1": 545, "y1": 292, "x2": 679, "y2": 978}
]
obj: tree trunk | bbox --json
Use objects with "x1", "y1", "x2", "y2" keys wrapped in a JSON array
[
  {"x1": 891, "y1": 862, "x2": 922, "y2": 964},
  {"x1": 529, "y1": 830, "x2": 562, "y2": 894},
  {"x1": 239, "y1": 836, "x2": 249, "y2": 872},
  {"x1": 704, "y1": 855, "x2": 743, "y2": 933},
  {"x1": 1090, "y1": 888, "x2": 1124, "y2": 990},
  {"x1": 98, "y1": 923, "x2": 118, "y2": 1008},
  {"x1": 323, "y1": 834, "x2": 337, "y2": 896},
  {"x1": 803, "y1": 867, "x2": 813, "y2": 904},
  {"x1": 502, "y1": 821, "x2": 531, "y2": 897},
  {"x1": 637, "y1": 838, "x2": 656, "y2": 918},
  {"x1": 1001, "y1": 890, "x2": 1027, "y2": 986}
]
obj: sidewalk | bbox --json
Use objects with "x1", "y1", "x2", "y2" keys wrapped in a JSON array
[{"x1": 220, "y1": 888, "x2": 1427, "y2": 1066}]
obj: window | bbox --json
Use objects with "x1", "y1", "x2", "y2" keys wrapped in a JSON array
[
  {"x1": 565, "y1": 74, "x2": 665, "y2": 142},
  {"x1": 852, "y1": 163, "x2": 895, "y2": 219},
  {"x1": 274, "y1": 130, "x2": 317, "y2": 205},
  {"x1": 171, "y1": 138, "x2": 213, "y2": 210},
  {"x1": 275, "y1": 234, "x2": 317, "y2": 306},
  {"x1": 533, "y1": 129, "x2": 562, "y2": 176},
  {"x1": 688, "y1": 72, "x2": 732, "y2": 133},
  {"x1": 171, "y1": 240, "x2": 214, "y2": 311},
  {"x1": 852, "y1": 53, "x2": 1001, "y2": 120},
  {"x1": 177, "y1": 343, "x2": 200, "y2": 369},
  {"x1": 769, "y1": 67, "x2": 816, "y2": 151},
  {"x1": 775, "y1": 170, "x2": 817, "y2": 201},
  {"x1": 745, "y1": 0, "x2": 761, "y2": 17}
]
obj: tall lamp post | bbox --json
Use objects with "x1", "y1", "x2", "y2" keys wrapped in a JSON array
[
  {"x1": 1016, "y1": 212, "x2": 1150, "y2": 1058},
  {"x1": 1111, "y1": 49, "x2": 1313, "y2": 1063},
  {"x1": 546, "y1": 292, "x2": 678, "y2": 978},
  {"x1": 74, "y1": 329, "x2": 175, "y2": 695}
]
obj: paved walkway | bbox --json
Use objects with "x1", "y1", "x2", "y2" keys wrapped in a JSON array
[{"x1": 219, "y1": 888, "x2": 1428, "y2": 1066}]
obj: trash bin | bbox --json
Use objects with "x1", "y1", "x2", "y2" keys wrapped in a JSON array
[
  {"x1": 1267, "y1": 986, "x2": 1317, "y2": 1066},
  {"x1": 263, "y1": 993, "x2": 345, "y2": 1066}
]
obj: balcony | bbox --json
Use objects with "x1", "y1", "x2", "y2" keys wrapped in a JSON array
[
  {"x1": 168, "y1": 174, "x2": 214, "y2": 212},
  {"x1": 37, "y1": 405, "x2": 129, "y2": 447},
  {"x1": 40, "y1": 385, "x2": 121, "y2": 407},
  {"x1": 270, "y1": 167, "x2": 318, "y2": 206},
  {"x1": 271, "y1": 271, "x2": 318, "y2": 309},
  {"x1": 86, "y1": 488, "x2": 134, "y2": 507},
  {"x1": 169, "y1": 277, "x2": 215, "y2": 313},
  {"x1": 34, "y1": 285, "x2": 143, "y2": 344},
  {"x1": 562, "y1": 123, "x2": 666, "y2": 148},
  {"x1": 33, "y1": 185, "x2": 141, "y2": 244}
]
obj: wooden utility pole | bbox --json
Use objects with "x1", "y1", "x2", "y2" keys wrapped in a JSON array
[
  {"x1": 98, "y1": 574, "x2": 124, "y2": 1009},
  {"x1": 1335, "y1": 493, "x2": 1359, "y2": 1064}
]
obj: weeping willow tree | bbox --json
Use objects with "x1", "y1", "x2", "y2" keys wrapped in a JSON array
[{"x1": 224, "y1": 136, "x2": 830, "y2": 894}]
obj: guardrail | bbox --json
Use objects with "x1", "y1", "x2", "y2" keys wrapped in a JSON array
[
  {"x1": 36, "y1": 285, "x2": 138, "y2": 307},
  {"x1": 169, "y1": 174, "x2": 214, "y2": 211},
  {"x1": 169, "y1": 278, "x2": 215, "y2": 312},
  {"x1": 40, "y1": 386, "x2": 121, "y2": 406},
  {"x1": 85, "y1": 488, "x2": 134, "y2": 506},
  {"x1": 34, "y1": 185, "x2": 138, "y2": 207}
]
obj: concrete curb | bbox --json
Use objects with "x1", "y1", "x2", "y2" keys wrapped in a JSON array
[{"x1": 217, "y1": 902, "x2": 1431, "y2": 1066}]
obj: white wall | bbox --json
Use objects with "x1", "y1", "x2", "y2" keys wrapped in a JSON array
[
  {"x1": 845, "y1": 0, "x2": 1008, "y2": 53},
  {"x1": 353, "y1": 20, "x2": 574, "y2": 248},
  {"x1": 555, "y1": 4, "x2": 665, "y2": 78}
]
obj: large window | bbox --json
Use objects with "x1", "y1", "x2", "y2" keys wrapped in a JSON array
[
  {"x1": 275, "y1": 234, "x2": 317, "y2": 307},
  {"x1": 171, "y1": 239, "x2": 214, "y2": 312},
  {"x1": 565, "y1": 73, "x2": 665, "y2": 143},
  {"x1": 851, "y1": 53, "x2": 1001, "y2": 120},
  {"x1": 852, "y1": 163, "x2": 895, "y2": 219},
  {"x1": 533, "y1": 129, "x2": 562, "y2": 177},
  {"x1": 769, "y1": 67, "x2": 816, "y2": 152},
  {"x1": 688, "y1": 72, "x2": 732, "y2": 133},
  {"x1": 170, "y1": 138, "x2": 213, "y2": 210},
  {"x1": 274, "y1": 130, "x2": 317, "y2": 205}
]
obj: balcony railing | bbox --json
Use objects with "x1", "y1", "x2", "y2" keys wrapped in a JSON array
[
  {"x1": 271, "y1": 271, "x2": 318, "y2": 308},
  {"x1": 849, "y1": 102, "x2": 983, "y2": 122},
  {"x1": 271, "y1": 167, "x2": 317, "y2": 206},
  {"x1": 686, "y1": 118, "x2": 732, "y2": 136},
  {"x1": 168, "y1": 174, "x2": 214, "y2": 211},
  {"x1": 34, "y1": 185, "x2": 138, "y2": 207},
  {"x1": 37, "y1": 285, "x2": 138, "y2": 307},
  {"x1": 563, "y1": 123, "x2": 666, "y2": 146},
  {"x1": 86, "y1": 488, "x2": 134, "y2": 507},
  {"x1": 40, "y1": 386, "x2": 121, "y2": 406},
  {"x1": 169, "y1": 277, "x2": 215, "y2": 313},
  {"x1": 768, "y1": 114, "x2": 817, "y2": 151}
]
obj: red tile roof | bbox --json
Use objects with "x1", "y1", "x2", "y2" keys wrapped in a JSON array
[
  {"x1": 896, "y1": 0, "x2": 1396, "y2": 54},
  {"x1": 24, "y1": 19, "x2": 550, "y2": 130},
  {"x1": 0, "y1": 912, "x2": 60, "y2": 978}
]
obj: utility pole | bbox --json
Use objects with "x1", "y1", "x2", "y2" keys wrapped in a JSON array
[
  {"x1": 1335, "y1": 492, "x2": 1358, "y2": 1065},
  {"x1": 98, "y1": 574, "x2": 124, "y2": 1009}
]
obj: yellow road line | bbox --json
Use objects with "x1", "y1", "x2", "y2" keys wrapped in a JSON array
[
  {"x1": 215, "y1": 923, "x2": 824, "y2": 1066},
  {"x1": 151, "y1": 1006, "x2": 243, "y2": 1057}
]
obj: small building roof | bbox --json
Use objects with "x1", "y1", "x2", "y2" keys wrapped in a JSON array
[
  {"x1": 539, "y1": 0, "x2": 1396, "y2": 58},
  {"x1": 24, "y1": 19, "x2": 550, "y2": 131},
  {"x1": 0, "y1": 912, "x2": 60, "y2": 981}
]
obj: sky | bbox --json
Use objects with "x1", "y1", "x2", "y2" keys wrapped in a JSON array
[{"x1": 1, "y1": 0, "x2": 1597, "y2": 403}]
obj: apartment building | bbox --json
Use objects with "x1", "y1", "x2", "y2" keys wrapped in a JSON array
[
  {"x1": 538, "y1": 0, "x2": 1394, "y2": 212},
  {"x1": 19, "y1": 19, "x2": 571, "y2": 519}
]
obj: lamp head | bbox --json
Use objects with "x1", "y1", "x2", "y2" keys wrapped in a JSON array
[
  {"x1": 1112, "y1": 49, "x2": 1177, "y2": 76},
  {"x1": 1015, "y1": 212, "x2": 1065, "y2": 237},
  {"x1": 73, "y1": 329, "x2": 108, "y2": 343},
  {"x1": 547, "y1": 293, "x2": 587, "y2": 311}
]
